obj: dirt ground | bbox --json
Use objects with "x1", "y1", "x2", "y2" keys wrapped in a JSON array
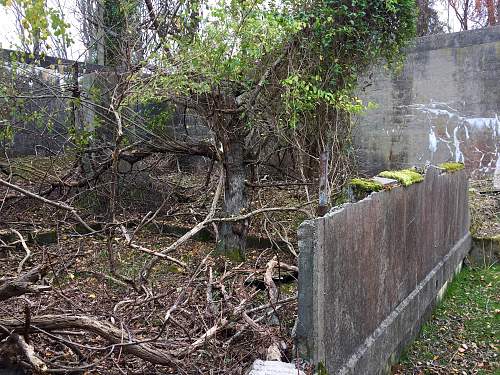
[
  {"x1": 0, "y1": 156, "x2": 309, "y2": 374},
  {"x1": 1, "y1": 157, "x2": 497, "y2": 374}
]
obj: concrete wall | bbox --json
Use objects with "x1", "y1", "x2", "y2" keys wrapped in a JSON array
[
  {"x1": 354, "y1": 27, "x2": 500, "y2": 186},
  {"x1": 0, "y1": 48, "x2": 210, "y2": 157},
  {"x1": 296, "y1": 167, "x2": 471, "y2": 374}
]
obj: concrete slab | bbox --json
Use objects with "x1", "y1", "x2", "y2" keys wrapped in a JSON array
[
  {"x1": 246, "y1": 360, "x2": 305, "y2": 375},
  {"x1": 371, "y1": 176, "x2": 398, "y2": 187},
  {"x1": 297, "y1": 168, "x2": 471, "y2": 374}
]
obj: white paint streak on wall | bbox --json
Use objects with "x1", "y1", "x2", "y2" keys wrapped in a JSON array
[
  {"x1": 464, "y1": 117, "x2": 500, "y2": 131},
  {"x1": 494, "y1": 155, "x2": 500, "y2": 189},
  {"x1": 429, "y1": 127, "x2": 438, "y2": 153},
  {"x1": 453, "y1": 126, "x2": 464, "y2": 163},
  {"x1": 409, "y1": 102, "x2": 499, "y2": 173}
]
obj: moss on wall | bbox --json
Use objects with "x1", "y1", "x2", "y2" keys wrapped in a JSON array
[
  {"x1": 378, "y1": 169, "x2": 424, "y2": 187},
  {"x1": 350, "y1": 178, "x2": 383, "y2": 192},
  {"x1": 438, "y1": 162, "x2": 464, "y2": 172},
  {"x1": 349, "y1": 178, "x2": 383, "y2": 201}
]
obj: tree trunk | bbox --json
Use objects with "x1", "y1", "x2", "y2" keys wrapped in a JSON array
[{"x1": 217, "y1": 130, "x2": 248, "y2": 260}]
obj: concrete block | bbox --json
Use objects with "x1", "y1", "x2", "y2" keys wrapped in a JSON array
[
  {"x1": 246, "y1": 360, "x2": 305, "y2": 375},
  {"x1": 371, "y1": 176, "x2": 398, "y2": 187}
]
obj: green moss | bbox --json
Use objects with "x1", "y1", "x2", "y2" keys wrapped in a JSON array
[
  {"x1": 317, "y1": 362, "x2": 329, "y2": 375},
  {"x1": 279, "y1": 282, "x2": 297, "y2": 295},
  {"x1": 215, "y1": 243, "x2": 245, "y2": 262},
  {"x1": 438, "y1": 162, "x2": 465, "y2": 172},
  {"x1": 350, "y1": 178, "x2": 383, "y2": 193},
  {"x1": 166, "y1": 265, "x2": 184, "y2": 273},
  {"x1": 378, "y1": 169, "x2": 424, "y2": 187},
  {"x1": 332, "y1": 191, "x2": 349, "y2": 206},
  {"x1": 349, "y1": 178, "x2": 384, "y2": 201}
]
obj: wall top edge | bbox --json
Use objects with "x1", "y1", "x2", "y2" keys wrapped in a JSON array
[{"x1": 405, "y1": 25, "x2": 500, "y2": 53}]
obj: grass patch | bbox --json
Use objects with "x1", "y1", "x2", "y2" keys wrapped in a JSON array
[
  {"x1": 394, "y1": 265, "x2": 499, "y2": 374},
  {"x1": 379, "y1": 169, "x2": 424, "y2": 187}
]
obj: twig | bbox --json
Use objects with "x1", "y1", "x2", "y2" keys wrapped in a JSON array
[
  {"x1": 0, "y1": 178, "x2": 95, "y2": 234},
  {"x1": 264, "y1": 256, "x2": 279, "y2": 305},
  {"x1": 12, "y1": 229, "x2": 31, "y2": 275},
  {"x1": 120, "y1": 225, "x2": 187, "y2": 268}
]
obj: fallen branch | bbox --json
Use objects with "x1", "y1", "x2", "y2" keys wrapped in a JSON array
[
  {"x1": 6, "y1": 333, "x2": 47, "y2": 373},
  {"x1": 0, "y1": 266, "x2": 49, "y2": 301},
  {"x1": 140, "y1": 188, "x2": 310, "y2": 283},
  {"x1": 120, "y1": 225, "x2": 187, "y2": 268},
  {"x1": 208, "y1": 203, "x2": 312, "y2": 224},
  {"x1": 0, "y1": 178, "x2": 95, "y2": 234},
  {"x1": 264, "y1": 257, "x2": 279, "y2": 305},
  {"x1": 175, "y1": 298, "x2": 248, "y2": 356},
  {"x1": 11, "y1": 229, "x2": 31, "y2": 275},
  {"x1": 140, "y1": 172, "x2": 224, "y2": 281},
  {"x1": 0, "y1": 315, "x2": 178, "y2": 366}
]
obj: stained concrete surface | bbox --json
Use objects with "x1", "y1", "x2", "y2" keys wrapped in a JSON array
[{"x1": 355, "y1": 26, "x2": 500, "y2": 185}]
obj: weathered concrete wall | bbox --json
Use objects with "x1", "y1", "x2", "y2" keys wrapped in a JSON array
[
  {"x1": 354, "y1": 27, "x2": 500, "y2": 186},
  {"x1": 296, "y1": 167, "x2": 471, "y2": 374}
]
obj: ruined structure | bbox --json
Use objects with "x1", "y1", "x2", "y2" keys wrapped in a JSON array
[
  {"x1": 355, "y1": 26, "x2": 500, "y2": 187},
  {"x1": 296, "y1": 167, "x2": 471, "y2": 374}
]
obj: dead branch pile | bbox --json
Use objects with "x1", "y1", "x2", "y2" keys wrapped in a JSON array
[{"x1": 0, "y1": 165, "x2": 304, "y2": 374}]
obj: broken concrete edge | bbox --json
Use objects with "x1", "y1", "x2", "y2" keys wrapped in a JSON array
[
  {"x1": 378, "y1": 169, "x2": 424, "y2": 187},
  {"x1": 336, "y1": 233, "x2": 471, "y2": 375},
  {"x1": 349, "y1": 178, "x2": 383, "y2": 193},
  {"x1": 345, "y1": 165, "x2": 465, "y2": 206},
  {"x1": 437, "y1": 162, "x2": 465, "y2": 173},
  {"x1": 296, "y1": 218, "x2": 319, "y2": 361}
]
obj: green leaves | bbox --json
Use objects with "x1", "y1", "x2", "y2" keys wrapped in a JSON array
[
  {"x1": 281, "y1": 74, "x2": 367, "y2": 127},
  {"x1": 137, "y1": 0, "x2": 303, "y2": 99},
  {"x1": 0, "y1": 0, "x2": 72, "y2": 52},
  {"x1": 278, "y1": 0, "x2": 416, "y2": 127},
  {"x1": 133, "y1": 0, "x2": 416, "y2": 136}
]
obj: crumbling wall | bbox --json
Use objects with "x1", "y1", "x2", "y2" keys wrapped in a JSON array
[
  {"x1": 296, "y1": 167, "x2": 471, "y2": 374},
  {"x1": 354, "y1": 26, "x2": 500, "y2": 187}
]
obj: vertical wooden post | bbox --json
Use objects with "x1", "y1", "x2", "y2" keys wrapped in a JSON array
[{"x1": 317, "y1": 150, "x2": 329, "y2": 216}]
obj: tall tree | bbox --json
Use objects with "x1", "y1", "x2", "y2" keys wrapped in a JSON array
[
  {"x1": 132, "y1": 0, "x2": 417, "y2": 258},
  {"x1": 0, "y1": 0, "x2": 417, "y2": 259},
  {"x1": 444, "y1": 0, "x2": 498, "y2": 30},
  {"x1": 417, "y1": 0, "x2": 445, "y2": 35}
]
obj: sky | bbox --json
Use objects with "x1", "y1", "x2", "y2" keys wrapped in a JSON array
[
  {"x1": 0, "y1": 1, "x2": 462, "y2": 62},
  {"x1": 0, "y1": 0, "x2": 85, "y2": 60}
]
